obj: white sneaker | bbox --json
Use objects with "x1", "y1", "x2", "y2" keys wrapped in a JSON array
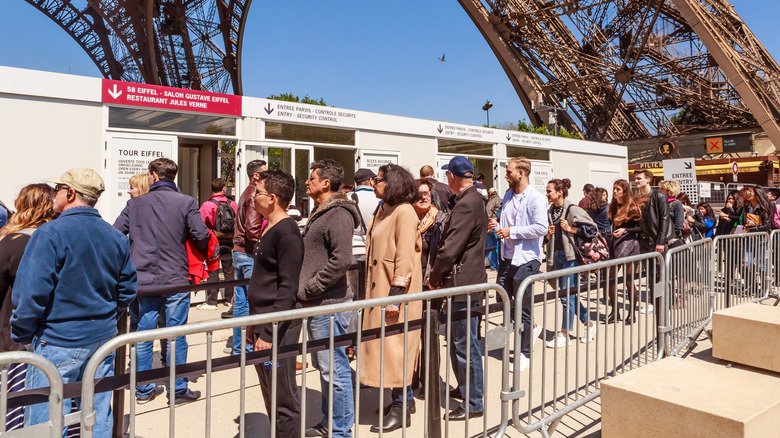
[
  {"x1": 580, "y1": 321, "x2": 597, "y2": 343},
  {"x1": 510, "y1": 354, "x2": 530, "y2": 373},
  {"x1": 196, "y1": 303, "x2": 218, "y2": 310},
  {"x1": 546, "y1": 332, "x2": 571, "y2": 349},
  {"x1": 532, "y1": 324, "x2": 542, "y2": 341},
  {"x1": 639, "y1": 304, "x2": 654, "y2": 314}
]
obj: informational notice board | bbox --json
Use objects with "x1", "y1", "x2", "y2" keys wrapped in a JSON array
[
  {"x1": 106, "y1": 134, "x2": 176, "y2": 223},
  {"x1": 530, "y1": 161, "x2": 553, "y2": 194},
  {"x1": 663, "y1": 158, "x2": 698, "y2": 204},
  {"x1": 361, "y1": 151, "x2": 399, "y2": 175}
]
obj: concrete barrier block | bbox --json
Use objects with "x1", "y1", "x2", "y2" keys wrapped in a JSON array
[
  {"x1": 713, "y1": 303, "x2": 780, "y2": 372},
  {"x1": 602, "y1": 357, "x2": 780, "y2": 437}
]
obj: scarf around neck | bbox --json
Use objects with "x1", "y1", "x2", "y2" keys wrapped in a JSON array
[{"x1": 418, "y1": 205, "x2": 439, "y2": 234}]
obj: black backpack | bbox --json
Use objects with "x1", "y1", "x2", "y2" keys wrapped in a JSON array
[{"x1": 209, "y1": 199, "x2": 235, "y2": 237}]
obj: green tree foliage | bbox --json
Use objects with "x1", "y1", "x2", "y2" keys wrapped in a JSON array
[
  {"x1": 515, "y1": 119, "x2": 581, "y2": 138},
  {"x1": 670, "y1": 107, "x2": 710, "y2": 125},
  {"x1": 267, "y1": 93, "x2": 327, "y2": 106},
  {"x1": 557, "y1": 127, "x2": 582, "y2": 139},
  {"x1": 219, "y1": 141, "x2": 236, "y2": 186}
]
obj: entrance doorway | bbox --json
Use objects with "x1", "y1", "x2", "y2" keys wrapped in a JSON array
[
  {"x1": 178, "y1": 140, "x2": 218, "y2": 204},
  {"x1": 314, "y1": 147, "x2": 356, "y2": 187},
  {"x1": 437, "y1": 154, "x2": 496, "y2": 190}
]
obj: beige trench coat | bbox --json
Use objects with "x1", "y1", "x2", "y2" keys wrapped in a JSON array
[{"x1": 360, "y1": 202, "x2": 423, "y2": 388}]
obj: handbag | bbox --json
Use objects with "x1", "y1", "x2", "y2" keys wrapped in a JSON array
[
  {"x1": 576, "y1": 232, "x2": 611, "y2": 264},
  {"x1": 745, "y1": 212, "x2": 762, "y2": 227}
]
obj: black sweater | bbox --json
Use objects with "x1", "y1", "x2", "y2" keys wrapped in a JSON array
[
  {"x1": 0, "y1": 233, "x2": 31, "y2": 352},
  {"x1": 248, "y1": 217, "x2": 304, "y2": 343}
]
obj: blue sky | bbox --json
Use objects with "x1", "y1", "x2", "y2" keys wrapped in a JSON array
[{"x1": 0, "y1": 0, "x2": 775, "y2": 128}]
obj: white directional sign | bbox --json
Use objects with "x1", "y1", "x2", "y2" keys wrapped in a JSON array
[{"x1": 663, "y1": 158, "x2": 698, "y2": 204}]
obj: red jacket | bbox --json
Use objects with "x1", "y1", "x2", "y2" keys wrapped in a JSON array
[{"x1": 187, "y1": 230, "x2": 220, "y2": 284}]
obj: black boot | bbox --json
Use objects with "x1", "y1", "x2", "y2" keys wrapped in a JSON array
[
  {"x1": 370, "y1": 404, "x2": 411, "y2": 433},
  {"x1": 623, "y1": 308, "x2": 636, "y2": 325},
  {"x1": 601, "y1": 309, "x2": 617, "y2": 323},
  {"x1": 375, "y1": 400, "x2": 415, "y2": 416}
]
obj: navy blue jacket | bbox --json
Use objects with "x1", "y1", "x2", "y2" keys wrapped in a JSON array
[
  {"x1": 11, "y1": 207, "x2": 137, "y2": 347},
  {"x1": 114, "y1": 182, "x2": 209, "y2": 287}
]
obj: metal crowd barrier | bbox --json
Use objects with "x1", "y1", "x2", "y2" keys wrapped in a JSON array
[
  {"x1": 1, "y1": 352, "x2": 63, "y2": 437},
  {"x1": 712, "y1": 232, "x2": 771, "y2": 311},
  {"x1": 697, "y1": 182, "x2": 726, "y2": 206},
  {"x1": 664, "y1": 238, "x2": 713, "y2": 356},
  {"x1": 75, "y1": 283, "x2": 513, "y2": 438},
  {"x1": 8, "y1": 232, "x2": 780, "y2": 438},
  {"x1": 768, "y1": 230, "x2": 780, "y2": 305},
  {"x1": 511, "y1": 252, "x2": 665, "y2": 438}
]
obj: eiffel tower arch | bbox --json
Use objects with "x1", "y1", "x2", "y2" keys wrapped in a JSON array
[
  {"x1": 458, "y1": 0, "x2": 780, "y2": 147},
  {"x1": 24, "y1": 0, "x2": 250, "y2": 95},
  {"x1": 24, "y1": 0, "x2": 780, "y2": 148}
]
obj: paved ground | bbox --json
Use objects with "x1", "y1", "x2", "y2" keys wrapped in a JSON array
[{"x1": 118, "y1": 268, "x2": 719, "y2": 438}]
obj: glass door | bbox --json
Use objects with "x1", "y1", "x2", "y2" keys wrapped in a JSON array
[
  {"x1": 243, "y1": 143, "x2": 313, "y2": 216},
  {"x1": 294, "y1": 147, "x2": 312, "y2": 216}
]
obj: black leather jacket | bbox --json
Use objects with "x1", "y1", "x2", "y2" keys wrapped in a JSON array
[{"x1": 639, "y1": 189, "x2": 673, "y2": 246}]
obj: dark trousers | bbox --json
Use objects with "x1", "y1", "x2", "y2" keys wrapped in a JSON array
[
  {"x1": 497, "y1": 257, "x2": 541, "y2": 357},
  {"x1": 206, "y1": 242, "x2": 235, "y2": 305},
  {"x1": 254, "y1": 323, "x2": 302, "y2": 438}
]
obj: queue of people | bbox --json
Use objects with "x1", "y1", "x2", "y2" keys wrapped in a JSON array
[{"x1": 4, "y1": 155, "x2": 780, "y2": 437}]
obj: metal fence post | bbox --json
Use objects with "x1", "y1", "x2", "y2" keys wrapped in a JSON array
[{"x1": 0, "y1": 352, "x2": 64, "y2": 438}]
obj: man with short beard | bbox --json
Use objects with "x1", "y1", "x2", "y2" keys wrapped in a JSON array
[
  {"x1": 299, "y1": 159, "x2": 360, "y2": 438},
  {"x1": 489, "y1": 157, "x2": 547, "y2": 373}
]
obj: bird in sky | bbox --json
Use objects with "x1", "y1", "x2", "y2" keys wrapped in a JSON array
[{"x1": 438, "y1": 53, "x2": 446, "y2": 62}]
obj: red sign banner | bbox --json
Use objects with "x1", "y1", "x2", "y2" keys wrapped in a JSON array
[{"x1": 101, "y1": 79, "x2": 242, "y2": 116}]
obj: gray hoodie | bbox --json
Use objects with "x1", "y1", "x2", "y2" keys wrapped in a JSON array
[{"x1": 297, "y1": 192, "x2": 361, "y2": 307}]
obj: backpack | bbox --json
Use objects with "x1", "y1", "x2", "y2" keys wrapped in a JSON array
[
  {"x1": 0, "y1": 200, "x2": 10, "y2": 228},
  {"x1": 209, "y1": 199, "x2": 235, "y2": 238}
]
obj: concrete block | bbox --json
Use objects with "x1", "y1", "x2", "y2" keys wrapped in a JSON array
[
  {"x1": 602, "y1": 357, "x2": 780, "y2": 437},
  {"x1": 712, "y1": 303, "x2": 780, "y2": 372}
]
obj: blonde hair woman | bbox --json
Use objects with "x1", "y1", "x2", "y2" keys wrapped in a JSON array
[
  {"x1": 0, "y1": 184, "x2": 55, "y2": 431},
  {"x1": 128, "y1": 173, "x2": 151, "y2": 198}
]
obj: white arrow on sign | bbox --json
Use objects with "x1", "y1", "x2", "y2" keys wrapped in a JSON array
[{"x1": 107, "y1": 84, "x2": 122, "y2": 99}]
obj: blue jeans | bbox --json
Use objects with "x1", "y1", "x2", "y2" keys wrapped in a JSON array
[
  {"x1": 449, "y1": 301, "x2": 484, "y2": 412},
  {"x1": 308, "y1": 307, "x2": 354, "y2": 437},
  {"x1": 486, "y1": 232, "x2": 499, "y2": 270},
  {"x1": 26, "y1": 337, "x2": 115, "y2": 438},
  {"x1": 232, "y1": 251, "x2": 254, "y2": 355},
  {"x1": 136, "y1": 292, "x2": 190, "y2": 397},
  {"x1": 553, "y1": 250, "x2": 588, "y2": 332}
]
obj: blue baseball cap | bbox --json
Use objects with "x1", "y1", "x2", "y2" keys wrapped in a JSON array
[{"x1": 441, "y1": 156, "x2": 474, "y2": 178}]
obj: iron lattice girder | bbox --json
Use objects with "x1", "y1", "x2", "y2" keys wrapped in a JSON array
[
  {"x1": 24, "y1": 0, "x2": 123, "y2": 79},
  {"x1": 460, "y1": 0, "x2": 780, "y2": 143},
  {"x1": 25, "y1": 0, "x2": 251, "y2": 95}
]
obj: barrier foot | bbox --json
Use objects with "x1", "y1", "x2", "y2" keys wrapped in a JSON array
[
  {"x1": 426, "y1": 309, "x2": 442, "y2": 438},
  {"x1": 542, "y1": 417, "x2": 562, "y2": 438}
]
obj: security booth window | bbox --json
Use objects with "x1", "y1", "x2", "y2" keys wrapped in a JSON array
[
  {"x1": 437, "y1": 139, "x2": 494, "y2": 156},
  {"x1": 108, "y1": 107, "x2": 237, "y2": 135},
  {"x1": 506, "y1": 146, "x2": 550, "y2": 161},
  {"x1": 265, "y1": 122, "x2": 355, "y2": 145}
]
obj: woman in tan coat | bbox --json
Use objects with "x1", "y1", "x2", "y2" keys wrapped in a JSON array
[{"x1": 361, "y1": 163, "x2": 423, "y2": 433}]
